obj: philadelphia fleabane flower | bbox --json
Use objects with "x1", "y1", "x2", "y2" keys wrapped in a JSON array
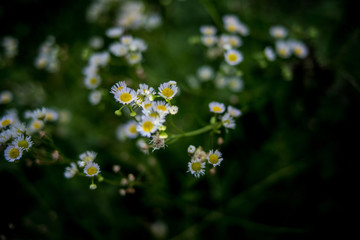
[
  {"x1": 197, "y1": 66, "x2": 214, "y2": 82},
  {"x1": 126, "y1": 52, "x2": 142, "y2": 65},
  {"x1": 0, "y1": 129, "x2": 13, "y2": 143},
  {"x1": 64, "y1": 163, "x2": 78, "y2": 178},
  {"x1": 123, "y1": 120, "x2": 139, "y2": 139},
  {"x1": 106, "y1": 27, "x2": 124, "y2": 38},
  {"x1": 207, "y1": 149, "x2": 223, "y2": 167},
  {"x1": 169, "y1": 106, "x2": 178, "y2": 115},
  {"x1": 153, "y1": 101, "x2": 170, "y2": 116},
  {"x1": 187, "y1": 145, "x2": 196, "y2": 154},
  {"x1": 201, "y1": 35, "x2": 217, "y2": 47},
  {"x1": 289, "y1": 40, "x2": 308, "y2": 59},
  {"x1": 270, "y1": 25, "x2": 288, "y2": 39},
  {"x1": 227, "y1": 106, "x2": 242, "y2": 117},
  {"x1": 158, "y1": 81, "x2": 178, "y2": 100},
  {"x1": 12, "y1": 135, "x2": 33, "y2": 151},
  {"x1": 84, "y1": 74, "x2": 101, "y2": 89},
  {"x1": 200, "y1": 25, "x2": 217, "y2": 35},
  {"x1": 110, "y1": 81, "x2": 127, "y2": 95},
  {"x1": 44, "y1": 109, "x2": 59, "y2": 122},
  {"x1": 89, "y1": 90, "x2": 102, "y2": 105},
  {"x1": 0, "y1": 91, "x2": 13, "y2": 104},
  {"x1": 29, "y1": 119, "x2": 44, "y2": 132},
  {"x1": 4, "y1": 145, "x2": 24, "y2": 162},
  {"x1": 227, "y1": 76, "x2": 244, "y2": 92},
  {"x1": 84, "y1": 162, "x2": 100, "y2": 177},
  {"x1": 137, "y1": 116, "x2": 158, "y2": 137},
  {"x1": 109, "y1": 43, "x2": 128, "y2": 57},
  {"x1": 209, "y1": 102, "x2": 225, "y2": 114},
  {"x1": 78, "y1": 151, "x2": 97, "y2": 167},
  {"x1": 0, "y1": 115, "x2": 15, "y2": 128},
  {"x1": 221, "y1": 113, "x2": 236, "y2": 129},
  {"x1": 276, "y1": 41, "x2": 291, "y2": 58},
  {"x1": 264, "y1": 46, "x2": 276, "y2": 61},
  {"x1": 187, "y1": 158, "x2": 205, "y2": 178},
  {"x1": 115, "y1": 87, "x2": 137, "y2": 105},
  {"x1": 121, "y1": 35, "x2": 133, "y2": 45},
  {"x1": 224, "y1": 49, "x2": 243, "y2": 65}
]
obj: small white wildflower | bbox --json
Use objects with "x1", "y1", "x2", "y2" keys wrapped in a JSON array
[
  {"x1": 276, "y1": 41, "x2": 291, "y2": 58},
  {"x1": 84, "y1": 74, "x2": 101, "y2": 89},
  {"x1": 89, "y1": 90, "x2": 102, "y2": 105},
  {"x1": 84, "y1": 162, "x2": 100, "y2": 177},
  {"x1": 264, "y1": 46, "x2": 276, "y2": 61},
  {"x1": 110, "y1": 81, "x2": 127, "y2": 95},
  {"x1": 0, "y1": 115, "x2": 15, "y2": 128},
  {"x1": 207, "y1": 149, "x2": 223, "y2": 167},
  {"x1": 270, "y1": 25, "x2": 288, "y2": 39},
  {"x1": 200, "y1": 25, "x2": 217, "y2": 35},
  {"x1": 44, "y1": 109, "x2": 58, "y2": 122},
  {"x1": 209, "y1": 102, "x2": 225, "y2": 114},
  {"x1": 187, "y1": 145, "x2": 196, "y2": 154},
  {"x1": 0, "y1": 129, "x2": 13, "y2": 143},
  {"x1": 0, "y1": 91, "x2": 13, "y2": 104},
  {"x1": 4, "y1": 145, "x2": 23, "y2": 162},
  {"x1": 221, "y1": 113, "x2": 236, "y2": 129},
  {"x1": 115, "y1": 87, "x2": 137, "y2": 105},
  {"x1": 64, "y1": 163, "x2": 78, "y2": 178},
  {"x1": 29, "y1": 119, "x2": 44, "y2": 132},
  {"x1": 227, "y1": 76, "x2": 244, "y2": 92},
  {"x1": 123, "y1": 120, "x2": 139, "y2": 139},
  {"x1": 109, "y1": 43, "x2": 128, "y2": 57},
  {"x1": 106, "y1": 27, "x2": 124, "y2": 38},
  {"x1": 137, "y1": 116, "x2": 158, "y2": 138},
  {"x1": 89, "y1": 36, "x2": 103, "y2": 50},
  {"x1": 12, "y1": 135, "x2": 33, "y2": 151},
  {"x1": 78, "y1": 151, "x2": 97, "y2": 167},
  {"x1": 227, "y1": 106, "x2": 242, "y2": 117},
  {"x1": 201, "y1": 35, "x2": 217, "y2": 47},
  {"x1": 153, "y1": 101, "x2": 170, "y2": 116},
  {"x1": 89, "y1": 51, "x2": 110, "y2": 67},
  {"x1": 197, "y1": 66, "x2": 214, "y2": 82},
  {"x1": 224, "y1": 49, "x2": 243, "y2": 65},
  {"x1": 289, "y1": 40, "x2": 309, "y2": 59},
  {"x1": 121, "y1": 35, "x2": 133, "y2": 45},
  {"x1": 187, "y1": 158, "x2": 205, "y2": 178},
  {"x1": 169, "y1": 106, "x2": 179, "y2": 115},
  {"x1": 126, "y1": 52, "x2": 142, "y2": 65},
  {"x1": 158, "y1": 81, "x2": 178, "y2": 100}
]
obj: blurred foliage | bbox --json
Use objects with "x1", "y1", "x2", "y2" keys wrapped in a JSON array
[{"x1": 0, "y1": 0, "x2": 358, "y2": 239}]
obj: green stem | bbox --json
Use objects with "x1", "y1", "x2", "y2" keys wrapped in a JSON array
[{"x1": 166, "y1": 123, "x2": 221, "y2": 144}]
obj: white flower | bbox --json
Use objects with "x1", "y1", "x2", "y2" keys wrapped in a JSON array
[
  {"x1": 0, "y1": 129, "x2": 13, "y2": 143},
  {"x1": 64, "y1": 163, "x2": 78, "y2": 178},
  {"x1": 227, "y1": 106, "x2": 242, "y2": 117},
  {"x1": 106, "y1": 27, "x2": 124, "y2": 38},
  {"x1": 221, "y1": 113, "x2": 236, "y2": 129},
  {"x1": 169, "y1": 106, "x2": 179, "y2": 115},
  {"x1": 141, "y1": 100, "x2": 154, "y2": 113},
  {"x1": 201, "y1": 35, "x2": 217, "y2": 47},
  {"x1": 84, "y1": 74, "x2": 101, "y2": 89},
  {"x1": 89, "y1": 36, "x2": 103, "y2": 49},
  {"x1": 78, "y1": 151, "x2": 97, "y2": 167},
  {"x1": 123, "y1": 120, "x2": 139, "y2": 139},
  {"x1": 227, "y1": 76, "x2": 244, "y2": 92},
  {"x1": 276, "y1": 41, "x2": 291, "y2": 58},
  {"x1": 137, "y1": 116, "x2": 158, "y2": 138},
  {"x1": 4, "y1": 145, "x2": 23, "y2": 162},
  {"x1": 200, "y1": 25, "x2": 217, "y2": 35},
  {"x1": 121, "y1": 35, "x2": 133, "y2": 45},
  {"x1": 109, "y1": 43, "x2": 128, "y2": 57},
  {"x1": 89, "y1": 90, "x2": 102, "y2": 105},
  {"x1": 89, "y1": 52, "x2": 109, "y2": 67},
  {"x1": 137, "y1": 83, "x2": 155, "y2": 97},
  {"x1": 9, "y1": 122, "x2": 27, "y2": 137},
  {"x1": 187, "y1": 145, "x2": 196, "y2": 154},
  {"x1": 12, "y1": 135, "x2": 33, "y2": 151},
  {"x1": 126, "y1": 52, "x2": 142, "y2": 65},
  {"x1": 197, "y1": 66, "x2": 214, "y2": 82},
  {"x1": 110, "y1": 81, "x2": 127, "y2": 95},
  {"x1": 270, "y1": 25, "x2": 288, "y2": 39},
  {"x1": 224, "y1": 49, "x2": 243, "y2": 65},
  {"x1": 289, "y1": 40, "x2": 308, "y2": 59},
  {"x1": 29, "y1": 119, "x2": 44, "y2": 132},
  {"x1": 44, "y1": 109, "x2": 58, "y2": 122},
  {"x1": 0, "y1": 91, "x2": 13, "y2": 104},
  {"x1": 129, "y1": 38, "x2": 147, "y2": 52},
  {"x1": 0, "y1": 115, "x2": 15, "y2": 128},
  {"x1": 209, "y1": 102, "x2": 225, "y2": 114},
  {"x1": 158, "y1": 82, "x2": 178, "y2": 100},
  {"x1": 207, "y1": 149, "x2": 223, "y2": 167},
  {"x1": 264, "y1": 46, "x2": 276, "y2": 61},
  {"x1": 115, "y1": 87, "x2": 137, "y2": 105},
  {"x1": 84, "y1": 162, "x2": 100, "y2": 177},
  {"x1": 2, "y1": 36, "x2": 19, "y2": 58},
  {"x1": 187, "y1": 158, "x2": 205, "y2": 178},
  {"x1": 153, "y1": 101, "x2": 170, "y2": 116}
]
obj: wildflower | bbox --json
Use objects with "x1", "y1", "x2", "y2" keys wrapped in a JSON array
[
  {"x1": 64, "y1": 163, "x2": 78, "y2": 178},
  {"x1": 141, "y1": 100, "x2": 154, "y2": 113},
  {"x1": 89, "y1": 36, "x2": 104, "y2": 49},
  {"x1": 209, "y1": 102, "x2": 225, "y2": 114},
  {"x1": 89, "y1": 90, "x2": 102, "y2": 105},
  {"x1": 207, "y1": 149, "x2": 223, "y2": 167},
  {"x1": 201, "y1": 35, "x2": 217, "y2": 47},
  {"x1": 187, "y1": 145, "x2": 196, "y2": 154},
  {"x1": 109, "y1": 43, "x2": 128, "y2": 57},
  {"x1": 275, "y1": 41, "x2": 291, "y2": 58},
  {"x1": 2, "y1": 36, "x2": 18, "y2": 58},
  {"x1": 187, "y1": 158, "x2": 205, "y2": 178},
  {"x1": 264, "y1": 46, "x2": 276, "y2": 61},
  {"x1": 221, "y1": 113, "x2": 236, "y2": 129},
  {"x1": 115, "y1": 87, "x2": 137, "y2": 105},
  {"x1": 224, "y1": 49, "x2": 243, "y2": 65},
  {"x1": 121, "y1": 35, "x2": 133, "y2": 45},
  {"x1": 193, "y1": 147, "x2": 207, "y2": 162},
  {"x1": 4, "y1": 145, "x2": 23, "y2": 162},
  {"x1": 158, "y1": 81, "x2": 178, "y2": 100},
  {"x1": 153, "y1": 101, "x2": 170, "y2": 116},
  {"x1": 137, "y1": 83, "x2": 155, "y2": 97},
  {"x1": 169, "y1": 106, "x2": 179, "y2": 115},
  {"x1": 289, "y1": 40, "x2": 308, "y2": 59},
  {"x1": 12, "y1": 135, "x2": 33, "y2": 151},
  {"x1": 0, "y1": 129, "x2": 13, "y2": 143},
  {"x1": 0, "y1": 115, "x2": 15, "y2": 128},
  {"x1": 227, "y1": 76, "x2": 244, "y2": 92},
  {"x1": 136, "y1": 139, "x2": 149, "y2": 154},
  {"x1": 0, "y1": 91, "x2": 13, "y2": 104},
  {"x1": 110, "y1": 81, "x2": 127, "y2": 95},
  {"x1": 270, "y1": 25, "x2": 288, "y2": 39},
  {"x1": 129, "y1": 38, "x2": 147, "y2": 52},
  {"x1": 200, "y1": 25, "x2": 217, "y2": 35},
  {"x1": 137, "y1": 116, "x2": 158, "y2": 137},
  {"x1": 84, "y1": 162, "x2": 100, "y2": 177},
  {"x1": 9, "y1": 122, "x2": 26, "y2": 137},
  {"x1": 227, "y1": 106, "x2": 242, "y2": 117},
  {"x1": 126, "y1": 52, "x2": 142, "y2": 65},
  {"x1": 44, "y1": 109, "x2": 59, "y2": 122},
  {"x1": 106, "y1": 27, "x2": 124, "y2": 38},
  {"x1": 29, "y1": 119, "x2": 44, "y2": 132},
  {"x1": 84, "y1": 74, "x2": 101, "y2": 89},
  {"x1": 89, "y1": 52, "x2": 110, "y2": 67},
  {"x1": 197, "y1": 66, "x2": 214, "y2": 82},
  {"x1": 123, "y1": 120, "x2": 139, "y2": 139},
  {"x1": 78, "y1": 151, "x2": 97, "y2": 167}
]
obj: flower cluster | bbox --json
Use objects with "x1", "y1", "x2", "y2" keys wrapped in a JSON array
[
  {"x1": 187, "y1": 145, "x2": 223, "y2": 178},
  {"x1": 0, "y1": 91, "x2": 13, "y2": 104},
  {"x1": 34, "y1": 36, "x2": 61, "y2": 73},
  {"x1": 111, "y1": 80, "x2": 179, "y2": 150},
  {"x1": 209, "y1": 102, "x2": 242, "y2": 129},
  {"x1": 265, "y1": 25, "x2": 309, "y2": 61},
  {"x1": 24, "y1": 107, "x2": 59, "y2": 133}
]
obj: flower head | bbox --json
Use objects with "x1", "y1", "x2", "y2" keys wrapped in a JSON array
[
  {"x1": 270, "y1": 25, "x2": 288, "y2": 39},
  {"x1": 115, "y1": 87, "x2": 137, "y2": 105},
  {"x1": 0, "y1": 91, "x2": 13, "y2": 104},
  {"x1": 110, "y1": 81, "x2": 127, "y2": 95},
  {"x1": 224, "y1": 49, "x2": 243, "y2": 65},
  {"x1": 209, "y1": 102, "x2": 225, "y2": 114},
  {"x1": 89, "y1": 90, "x2": 102, "y2": 105},
  {"x1": 289, "y1": 40, "x2": 308, "y2": 59},
  {"x1": 221, "y1": 113, "x2": 236, "y2": 129},
  {"x1": 158, "y1": 81, "x2": 178, "y2": 100},
  {"x1": 187, "y1": 158, "x2": 205, "y2": 178},
  {"x1": 106, "y1": 27, "x2": 124, "y2": 38},
  {"x1": 276, "y1": 41, "x2": 291, "y2": 58},
  {"x1": 4, "y1": 145, "x2": 24, "y2": 162},
  {"x1": 264, "y1": 46, "x2": 276, "y2": 61},
  {"x1": 227, "y1": 106, "x2": 242, "y2": 117},
  {"x1": 207, "y1": 149, "x2": 223, "y2": 167},
  {"x1": 84, "y1": 74, "x2": 101, "y2": 89},
  {"x1": 187, "y1": 145, "x2": 196, "y2": 154},
  {"x1": 64, "y1": 163, "x2": 78, "y2": 178},
  {"x1": 12, "y1": 135, "x2": 33, "y2": 151},
  {"x1": 84, "y1": 162, "x2": 100, "y2": 177},
  {"x1": 109, "y1": 43, "x2": 128, "y2": 57},
  {"x1": 78, "y1": 151, "x2": 97, "y2": 167},
  {"x1": 137, "y1": 116, "x2": 158, "y2": 138},
  {"x1": 0, "y1": 115, "x2": 15, "y2": 128},
  {"x1": 200, "y1": 25, "x2": 217, "y2": 35}
]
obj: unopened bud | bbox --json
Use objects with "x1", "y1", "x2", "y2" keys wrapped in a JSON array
[
  {"x1": 159, "y1": 132, "x2": 168, "y2": 139},
  {"x1": 89, "y1": 183, "x2": 97, "y2": 190}
]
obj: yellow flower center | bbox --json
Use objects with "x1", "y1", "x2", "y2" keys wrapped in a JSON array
[
  {"x1": 156, "y1": 105, "x2": 167, "y2": 111},
  {"x1": 84, "y1": 156, "x2": 93, "y2": 163},
  {"x1": 228, "y1": 53, "x2": 237, "y2": 62},
  {"x1": 129, "y1": 125, "x2": 137, "y2": 134},
  {"x1": 162, "y1": 88, "x2": 173, "y2": 98},
  {"x1": 209, "y1": 154, "x2": 219, "y2": 164},
  {"x1": 9, "y1": 148, "x2": 19, "y2": 159},
  {"x1": 212, "y1": 106, "x2": 222, "y2": 112},
  {"x1": 87, "y1": 166, "x2": 98, "y2": 175},
  {"x1": 129, "y1": 54, "x2": 139, "y2": 61},
  {"x1": 1, "y1": 119, "x2": 11, "y2": 127},
  {"x1": 120, "y1": 92, "x2": 132, "y2": 103},
  {"x1": 227, "y1": 24, "x2": 237, "y2": 32},
  {"x1": 1, "y1": 95, "x2": 11, "y2": 103},
  {"x1": 33, "y1": 121, "x2": 42, "y2": 130},
  {"x1": 90, "y1": 77, "x2": 98, "y2": 85},
  {"x1": 230, "y1": 39, "x2": 237, "y2": 46},
  {"x1": 204, "y1": 37, "x2": 214, "y2": 45},
  {"x1": 278, "y1": 48, "x2": 287, "y2": 57},
  {"x1": 18, "y1": 140, "x2": 29, "y2": 148},
  {"x1": 191, "y1": 162, "x2": 201, "y2": 171},
  {"x1": 45, "y1": 113, "x2": 53, "y2": 121},
  {"x1": 116, "y1": 86, "x2": 123, "y2": 92},
  {"x1": 142, "y1": 121, "x2": 154, "y2": 132},
  {"x1": 294, "y1": 47, "x2": 303, "y2": 56},
  {"x1": 144, "y1": 103, "x2": 152, "y2": 109},
  {"x1": 149, "y1": 112, "x2": 159, "y2": 118}
]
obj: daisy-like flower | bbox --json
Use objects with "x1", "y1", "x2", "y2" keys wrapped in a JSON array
[
  {"x1": 121, "y1": 35, "x2": 133, "y2": 45},
  {"x1": 0, "y1": 91, "x2": 13, "y2": 104},
  {"x1": 264, "y1": 46, "x2": 276, "y2": 61},
  {"x1": 106, "y1": 27, "x2": 124, "y2": 38},
  {"x1": 197, "y1": 66, "x2": 214, "y2": 82},
  {"x1": 78, "y1": 151, "x2": 97, "y2": 167},
  {"x1": 289, "y1": 40, "x2": 308, "y2": 59},
  {"x1": 0, "y1": 129, "x2": 13, "y2": 143},
  {"x1": 137, "y1": 83, "x2": 155, "y2": 97},
  {"x1": 0, "y1": 115, "x2": 15, "y2": 128},
  {"x1": 44, "y1": 109, "x2": 58, "y2": 122},
  {"x1": 64, "y1": 163, "x2": 78, "y2": 179},
  {"x1": 2, "y1": 36, "x2": 18, "y2": 58},
  {"x1": 141, "y1": 100, "x2": 154, "y2": 113},
  {"x1": 110, "y1": 81, "x2": 127, "y2": 95},
  {"x1": 209, "y1": 102, "x2": 225, "y2": 114},
  {"x1": 200, "y1": 25, "x2": 217, "y2": 35},
  {"x1": 137, "y1": 116, "x2": 158, "y2": 138},
  {"x1": 84, "y1": 74, "x2": 101, "y2": 89},
  {"x1": 89, "y1": 52, "x2": 110, "y2": 67},
  {"x1": 126, "y1": 52, "x2": 142, "y2": 65},
  {"x1": 227, "y1": 106, "x2": 242, "y2": 117},
  {"x1": 9, "y1": 122, "x2": 26, "y2": 137},
  {"x1": 84, "y1": 162, "x2": 100, "y2": 177},
  {"x1": 187, "y1": 158, "x2": 205, "y2": 178},
  {"x1": 89, "y1": 36, "x2": 103, "y2": 50},
  {"x1": 109, "y1": 43, "x2": 128, "y2": 57},
  {"x1": 89, "y1": 90, "x2": 102, "y2": 105},
  {"x1": 221, "y1": 113, "x2": 236, "y2": 129},
  {"x1": 29, "y1": 119, "x2": 44, "y2": 132},
  {"x1": 12, "y1": 135, "x2": 33, "y2": 151},
  {"x1": 123, "y1": 120, "x2": 139, "y2": 139},
  {"x1": 115, "y1": 87, "x2": 137, "y2": 105},
  {"x1": 153, "y1": 101, "x2": 170, "y2": 116},
  {"x1": 187, "y1": 145, "x2": 196, "y2": 154},
  {"x1": 207, "y1": 149, "x2": 223, "y2": 167},
  {"x1": 276, "y1": 41, "x2": 291, "y2": 58},
  {"x1": 158, "y1": 81, "x2": 178, "y2": 100},
  {"x1": 224, "y1": 49, "x2": 243, "y2": 66},
  {"x1": 129, "y1": 38, "x2": 147, "y2": 52},
  {"x1": 201, "y1": 35, "x2": 217, "y2": 47},
  {"x1": 4, "y1": 145, "x2": 23, "y2": 162},
  {"x1": 270, "y1": 25, "x2": 288, "y2": 39},
  {"x1": 227, "y1": 76, "x2": 244, "y2": 92}
]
